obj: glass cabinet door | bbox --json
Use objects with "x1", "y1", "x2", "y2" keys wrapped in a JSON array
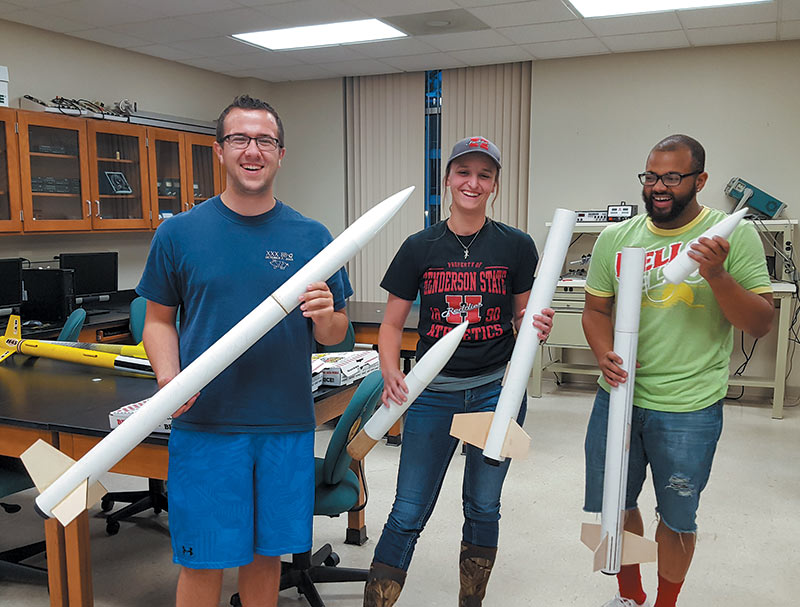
[
  {"x1": 184, "y1": 133, "x2": 221, "y2": 208},
  {"x1": 0, "y1": 108, "x2": 22, "y2": 232},
  {"x1": 18, "y1": 112, "x2": 91, "y2": 231},
  {"x1": 147, "y1": 128, "x2": 187, "y2": 227},
  {"x1": 88, "y1": 122, "x2": 150, "y2": 230}
]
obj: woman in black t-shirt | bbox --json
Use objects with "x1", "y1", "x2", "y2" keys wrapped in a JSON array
[{"x1": 363, "y1": 137, "x2": 553, "y2": 607}]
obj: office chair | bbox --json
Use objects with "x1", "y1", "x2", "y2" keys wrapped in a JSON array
[
  {"x1": 128, "y1": 296, "x2": 146, "y2": 343},
  {"x1": 57, "y1": 307, "x2": 86, "y2": 341},
  {"x1": 316, "y1": 320, "x2": 356, "y2": 353},
  {"x1": 0, "y1": 455, "x2": 48, "y2": 584},
  {"x1": 231, "y1": 370, "x2": 384, "y2": 607}
]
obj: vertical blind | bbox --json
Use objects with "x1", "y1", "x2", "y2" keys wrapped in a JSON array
[
  {"x1": 441, "y1": 62, "x2": 532, "y2": 230},
  {"x1": 345, "y1": 73, "x2": 426, "y2": 302}
]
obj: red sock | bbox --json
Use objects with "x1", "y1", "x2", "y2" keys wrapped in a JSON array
[
  {"x1": 654, "y1": 573, "x2": 684, "y2": 607},
  {"x1": 617, "y1": 564, "x2": 647, "y2": 605}
]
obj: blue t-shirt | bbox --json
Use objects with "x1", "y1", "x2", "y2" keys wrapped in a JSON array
[{"x1": 136, "y1": 196, "x2": 353, "y2": 433}]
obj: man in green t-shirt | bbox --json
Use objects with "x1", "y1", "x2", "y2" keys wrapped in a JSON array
[{"x1": 582, "y1": 134, "x2": 773, "y2": 607}]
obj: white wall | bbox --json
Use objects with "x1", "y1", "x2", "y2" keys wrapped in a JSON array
[
  {"x1": 0, "y1": 19, "x2": 346, "y2": 288},
  {"x1": 529, "y1": 40, "x2": 800, "y2": 391}
]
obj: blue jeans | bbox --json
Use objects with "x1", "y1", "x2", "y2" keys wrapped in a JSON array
[
  {"x1": 584, "y1": 388, "x2": 723, "y2": 533},
  {"x1": 372, "y1": 379, "x2": 526, "y2": 571}
]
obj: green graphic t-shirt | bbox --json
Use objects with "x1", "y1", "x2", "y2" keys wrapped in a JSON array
[{"x1": 585, "y1": 207, "x2": 772, "y2": 412}]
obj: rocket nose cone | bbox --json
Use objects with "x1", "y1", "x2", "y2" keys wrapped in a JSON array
[{"x1": 351, "y1": 186, "x2": 415, "y2": 248}]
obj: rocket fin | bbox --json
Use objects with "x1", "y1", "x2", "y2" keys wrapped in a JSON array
[
  {"x1": 498, "y1": 420, "x2": 531, "y2": 460},
  {"x1": 4, "y1": 314, "x2": 21, "y2": 340},
  {"x1": 51, "y1": 479, "x2": 90, "y2": 527},
  {"x1": 0, "y1": 350, "x2": 13, "y2": 363},
  {"x1": 20, "y1": 439, "x2": 76, "y2": 493},
  {"x1": 449, "y1": 411, "x2": 494, "y2": 448},
  {"x1": 593, "y1": 534, "x2": 610, "y2": 572},
  {"x1": 580, "y1": 522, "x2": 602, "y2": 550},
  {"x1": 620, "y1": 530, "x2": 658, "y2": 566}
]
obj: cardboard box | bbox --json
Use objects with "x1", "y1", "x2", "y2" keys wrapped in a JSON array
[
  {"x1": 311, "y1": 350, "x2": 380, "y2": 387},
  {"x1": 0, "y1": 66, "x2": 8, "y2": 107},
  {"x1": 109, "y1": 399, "x2": 172, "y2": 433}
]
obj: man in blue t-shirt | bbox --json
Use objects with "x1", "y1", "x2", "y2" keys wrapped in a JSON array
[{"x1": 137, "y1": 95, "x2": 352, "y2": 607}]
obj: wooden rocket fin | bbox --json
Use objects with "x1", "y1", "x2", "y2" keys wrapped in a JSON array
[
  {"x1": 620, "y1": 530, "x2": 658, "y2": 566},
  {"x1": 449, "y1": 411, "x2": 494, "y2": 448},
  {"x1": 499, "y1": 420, "x2": 531, "y2": 460}
]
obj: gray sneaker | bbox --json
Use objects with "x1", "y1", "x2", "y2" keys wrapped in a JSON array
[{"x1": 601, "y1": 594, "x2": 651, "y2": 607}]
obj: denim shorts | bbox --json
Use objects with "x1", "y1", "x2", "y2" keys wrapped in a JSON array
[
  {"x1": 584, "y1": 388, "x2": 723, "y2": 533},
  {"x1": 168, "y1": 428, "x2": 314, "y2": 569}
]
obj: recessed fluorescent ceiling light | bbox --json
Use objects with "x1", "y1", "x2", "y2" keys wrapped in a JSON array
[
  {"x1": 570, "y1": 0, "x2": 771, "y2": 18},
  {"x1": 233, "y1": 19, "x2": 406, "y2": 51}
]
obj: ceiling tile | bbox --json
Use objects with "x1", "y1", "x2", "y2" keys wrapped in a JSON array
[
  {"x1": 217, "y1": 51, "x2": 305, "y2": 69},
  {"x1": 584, "y1": 12, "x2": 682, "y2": 37},
  {"x1": 111, "y1": 17, "x2": 217, "y2": 44},
  {"x1": 343, "y1": 0, "x2": 461, "y2": 18},
  {"x1": 468, "y1": 0, "x2": 576, "y2": 28},
  {"x1": 315, "y1": 58, "x2": 400, "y2": 76},
  {"x1": 453, "y1": 0, "x2": 527, "y2": 6},
  {"x1": 69, "y1": 28, "x2": 150, "y2": 48},
  {"x1": 170, "y1": 36, "x2": 258, "y2": 57},
  {"x1": 678, "y1": 2, "x2": 778, "y2": 29},
  {"x1": 380, "y1": 52, "x2": 467, "y2": 71},
  {"x1": 783, "y1": 1, "x2": 800, "y2": 21},
  {"x1": 255, "y1": 0, "x2": 369, "y2": 28},
  {"x1": 46, "y1": 0, "x2": 168, "y2": 28},
  {"x1": 144, "y1": 0, "x2": 240, "y2": 18},
  {"x1": 419, "y1": 28, "x2": 515, "y2": 51},
  {"x1": 448, "y1": 45, "x2": 533, "y2": 65},
  {"x1": 523, "y1": 36, "x2": 610, "y2": 59},
  {"x1": 180, "y1": 8, "x2": 290, "y2": 36},
  {"x1": 500, "y1": 20, "x2": 594, "y2": 44},
  {"x1": 0, "y1": 1, "x2": 22, "y2": 13},
  {"x1": 601, "y1": 29, "x2": 690, "y2": 53},
  {"x1": 780, "y1": 19, "x2": 800, "y2": 39},
  {"x1": 179, "y1": 57, "x2": 241, "y2": 72},
  {"x1": 130, "y1": 44, "x2": 200, "y2": 61},
  {"x1": 346, "y1": 38, "x2": 440, "y2": 58},
  {"x1": 686, "y1": 22, "x2": 777, "y2": 46},
  {"x1": 278, "y1": 45, "x2": 374, "y2": 64},
  {"x1": 1, "y1": 8, "x2": 87, "y2": 32},
  {"x1": 5, "y1": 0, "x2": 77, "y2": 7},
  {"x1": 238, "y1": 64, "x2": 343, "y2": 83}
]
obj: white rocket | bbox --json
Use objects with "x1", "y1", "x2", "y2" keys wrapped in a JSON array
[
  {"x1": 347, "y1": 321, "x2": 468, "y2": 461},
  {"x1": 662, "y1": 207, "x2": 748, "y2": 284},
  {"x1": 449, "y1": 208, "x2": 577, "y2": 464},
  {"x1": 580, "y1": 247, "x2": 657, "y2": 573},
  {"x1": 20, "y1": 186, "x2": 415, "y2": 526}
]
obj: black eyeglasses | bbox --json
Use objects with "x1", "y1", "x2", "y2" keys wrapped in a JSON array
[
  {"x1": 638, "y1": 170, "x2": 701, "y2": 187},
  {"x1": 221, "y1": 134, "x2": 281, "y2": 151}
]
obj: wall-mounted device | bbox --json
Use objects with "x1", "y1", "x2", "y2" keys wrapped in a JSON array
[
  {"x1": 576, "y1": 210, "x2": 608, "y2": 223},
  {"x1": 725, "y1": 177, "x2": 786, "y2": 219},
  {"x1": 607, "y1": 204, "x2": 638, "y2": 222}
]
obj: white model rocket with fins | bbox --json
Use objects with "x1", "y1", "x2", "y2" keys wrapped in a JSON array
[
  {"x1": 21, "y1": 186, "x2": 415, "y2": 526},
  {"x1": 580, "y1": 247, "x2": 658, "y2": 574},
  {"x1": 661, "y1": 207, "x2": 748, "y2": 284},
  {"x1": 347, "y1": 320, "x2": 468, "y2": 460},
  {"x1": 449, "y1": 208, "x2": 577, "y2": 464}
]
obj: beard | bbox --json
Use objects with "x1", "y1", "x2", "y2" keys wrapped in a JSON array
[{"x1": 642, "y1": 185, "x2": 695, "y2": 224}]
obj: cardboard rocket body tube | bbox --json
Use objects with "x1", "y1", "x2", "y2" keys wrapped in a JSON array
[
  {"x1": 24, "y1": 186, "x2": 414, "y2": 525},
  {"x1": 580, "y1": 247, "x2": 657, "y2": 573},
  {"x1": 450, "y1": 208, "x2": 577, "y2": 464},
  {"x1": 661, "y1": 207, "x2": 748, "y2": 284},
  {"x1": 347, "y1": 321, "x2": 468, "y2": 460}
]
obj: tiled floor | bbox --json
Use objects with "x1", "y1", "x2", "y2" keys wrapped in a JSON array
[{"x1": 1, "y1": 382, "x2": 797, "y2": 606}]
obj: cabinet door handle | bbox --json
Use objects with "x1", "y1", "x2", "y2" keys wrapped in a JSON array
[
  {"x1": 86, "y1": 200, "x2": 92, "y2": 218},
  {"x1": 95, "y1": 200, "x2": 101, "y2": 217}
]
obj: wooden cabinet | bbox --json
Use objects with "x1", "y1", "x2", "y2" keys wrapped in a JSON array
[
  {"x1": 146, "y1": 130, "x2": 221, "y2": 227},
  {"x1": 0, "y1": 107, "x2": 22, "y2": 232},
  {"x1": 3, "y1": 109, "x2": 223, "y2": 234},
  {"x1": 18, "y1": 111, "x2": 92, "y2": 232},
  {"x1": 87, "y1": 121, "x2": 150, "y2": 230}
]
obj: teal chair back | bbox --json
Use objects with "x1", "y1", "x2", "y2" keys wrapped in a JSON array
[
  {"x1": 316, "y1": 320, "x2": 356, "y2": 353},
  {"x1": 58, "y1": 308, "x2": 86, "y2": 341},
  {"x1": 0, "y1": 456, "x2": 33, "y2": 499},
  {"x1": 129, "y1": 297, "x2": 146, "y2": 343},
  {"x1": 315, "y1": 370, "x2": 384, "y2": 516}
]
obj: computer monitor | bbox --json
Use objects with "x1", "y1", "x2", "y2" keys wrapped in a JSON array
[
  {"x1": 58, "y1": 252, "x2": 118, "y2": 304},
  {"x1": 0, "y1": 257, "x2": 23, "y2": 316},
  {"x1": 21, "y1": 268, "x2": 75, "y2": 322}
]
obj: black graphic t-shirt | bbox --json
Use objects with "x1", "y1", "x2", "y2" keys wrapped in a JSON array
[{"x1": 381, "y1": 220, "x2": 539, "y2": 377}]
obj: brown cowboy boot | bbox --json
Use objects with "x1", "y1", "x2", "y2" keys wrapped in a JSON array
[
  {"x1": 363, "y1": 561, "x2": 406, "y2": 607},
  {"x1": 458, "y1": 541, "x2": 497, "y2": 607}
]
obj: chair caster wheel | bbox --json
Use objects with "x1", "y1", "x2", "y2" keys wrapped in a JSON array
[
  {"x1": 230, "y1": 593, "x2": 241, "y2": 606},
  {"x1": 323, "y1": 553, "x2": 340, "y2": 567},
  {"x1": 100, "y1": 498, "x2": 114, "y2": 512},
  {"x1": 106, "y1": 519, "x2": 120, "y2": 535}
]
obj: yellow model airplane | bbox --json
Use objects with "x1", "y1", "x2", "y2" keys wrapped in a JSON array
[{"x1": 1, "y1": 315, "x2": 153, "y2": 377}]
